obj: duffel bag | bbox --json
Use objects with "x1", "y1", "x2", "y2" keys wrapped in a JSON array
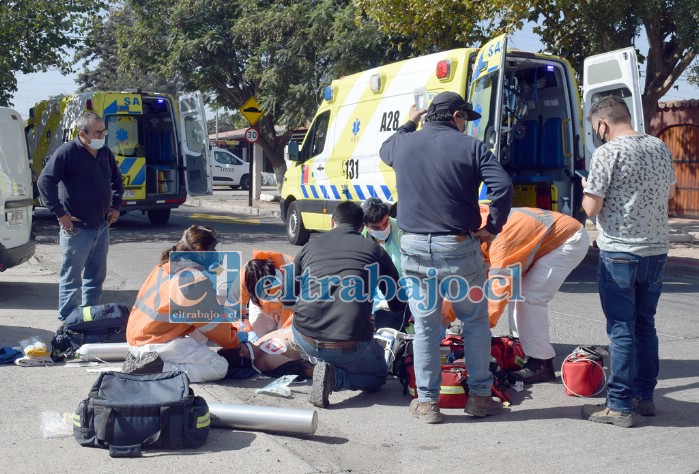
[{"x1": 73, "y1": 370, "x2": 210, "y2": 457}]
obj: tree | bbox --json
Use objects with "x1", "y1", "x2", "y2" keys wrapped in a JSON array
[
  {"x1": 357, "y1": 0, "x2": 699, "y2": 130},
  {"x1": 0, "y1": 0, "x2": 105, "y2": 106},
  {"x1": 75, "y1": 7, "x2": 181, "y2": 94},
  {"x1": 116, "y1": 0, "x2": 414, "y2": 184},
  {"x1": 206, "y1": 111, "x2": 246, "y2": 135}
]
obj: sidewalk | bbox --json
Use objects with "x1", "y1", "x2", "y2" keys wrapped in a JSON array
[{"x1": 185, "y1": 192, "x2": 699, "y2": 264}]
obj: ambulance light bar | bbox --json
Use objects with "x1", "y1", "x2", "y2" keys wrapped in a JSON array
[
  {"x1": 436, "y1": 60, "x2": 451, "y2": 79},
  {"x1": 323, "y1": 86, "x2": 334, "y2": 102}
]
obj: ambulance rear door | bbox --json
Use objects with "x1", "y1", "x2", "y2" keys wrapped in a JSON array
[
  {"x1": 583, "y1": 47, "x2": 644, "y2": 162},
  {"x1": 467, "y1": 34, "x2": 508, "y2": 163},
  {"x1": 178, "y1": 92, "x2": 212, "y2": 196}
]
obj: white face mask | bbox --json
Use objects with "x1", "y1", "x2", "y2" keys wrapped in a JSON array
[
  {"x1": 87, "y1": 137, "x2": 106, "y2": 150},
  {"x1": 369, "y1": 225, "x2": 391, "y2": 241}
]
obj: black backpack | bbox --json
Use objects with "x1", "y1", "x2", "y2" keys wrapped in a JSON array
[
  {"x1": 51, "y1": 303, "x2": 130, "y2": 361},
  {"x1": 74, "y1": 371, "x2": 210, "y2": 457}
]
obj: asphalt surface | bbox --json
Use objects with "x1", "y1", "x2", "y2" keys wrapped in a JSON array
[{"x1": 1, "y1": 195, "x2": 698, "y2": 472}]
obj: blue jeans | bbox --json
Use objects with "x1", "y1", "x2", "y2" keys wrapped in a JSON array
[
  {"x1": 400, "y1": 233, "x2": 492, "y2": 401},
  {"x1": 598, "y1": 251, "x2": 667, "y2": 413},
  {"x1": 58, "y1": 223, "x2": 110, "y2": 320},
  {"x1": 292, "y1": 325, "x2": 387, "y2": 392}
]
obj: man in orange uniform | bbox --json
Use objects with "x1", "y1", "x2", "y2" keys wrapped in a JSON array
[
  {"x1": 444, "y1": 206, "x2": 589, "y2": 383},
  {"x1": 126, "y1": 225, "x2": 245, "y2": 382}
]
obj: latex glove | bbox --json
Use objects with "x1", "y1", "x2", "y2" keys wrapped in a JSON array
[{"x1": 237, "y1": 331, "x2": 259, "y2": 344}]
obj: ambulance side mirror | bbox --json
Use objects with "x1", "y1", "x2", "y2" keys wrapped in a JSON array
[{"x1": 287, "y1": 140, "x2": 300, "y2": 162}]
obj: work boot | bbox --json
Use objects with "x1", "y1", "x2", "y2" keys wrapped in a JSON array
[
  {"x1": 582, "y1": 404, "x2": 635, "y2": 428},
  {"x1": 309, "y1": 361, "x2": 336, "y2": 408},
  {"x1": 409, "y1": 399, "x2": 443, "y2": 424},
  {"x1": 465, "y1": 394, "x2": 503, "y2": 417},
  {"x1": 121, "y1": 351, "x2": 164, "y2": 375},
  {"x1": 509, "y1": 357, "x2": 556, "y2": 384},
  {"x1": 633, "y1": 398, "x2": 656, "y2": 416}
]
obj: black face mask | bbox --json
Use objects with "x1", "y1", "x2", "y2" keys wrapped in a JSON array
[{"x1": 596, "y1": 121, "x2": 607, "y2": 145}]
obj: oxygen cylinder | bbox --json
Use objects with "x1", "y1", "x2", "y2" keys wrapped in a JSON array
[
  {"x1": 75, "y1": 342, "x2": 130, "y2": 361},
  {"x1": 208, "y1": 402, "x2": 318, "y2": 435},
  {"x1": 561, "y1": 196, "x2": 571, "y2": 215}
]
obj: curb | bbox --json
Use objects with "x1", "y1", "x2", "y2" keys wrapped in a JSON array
[{"x1": 185, "y1": 197, "x2": 282, "y2": 218}]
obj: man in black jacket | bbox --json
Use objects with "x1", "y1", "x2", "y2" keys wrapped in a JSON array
[
  {"x1": 380, "y1": 91, "x2": 513, "y2": 423},
  {"x1": 291, "y1": 201, "x2": 405, "y2": 408}
]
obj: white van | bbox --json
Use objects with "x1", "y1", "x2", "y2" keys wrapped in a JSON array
[
  {"x1": 0, "y1": 107, "x2": 35, "y2": 270},
  {"x1": 211, "y1": 147, "x2": 250, "y2": 190}
]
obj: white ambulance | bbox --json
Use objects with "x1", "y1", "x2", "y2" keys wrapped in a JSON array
[
  {"x1": 0, "y1": 107, "x2": 35, "y2": 270},
  {"x1": 26, "y1": 91, "x2": 212, "y2": 225},
  {"x1": 281, "y1": 34, "x2": 643, "y2": 244}
]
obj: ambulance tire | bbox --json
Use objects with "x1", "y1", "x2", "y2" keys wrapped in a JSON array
[
  {"x1": 147, "y1": 208, "x2": 171, "y2": 225},
  {"x1": 286, "y1": 201, "x2": 310, "y2": 246}
]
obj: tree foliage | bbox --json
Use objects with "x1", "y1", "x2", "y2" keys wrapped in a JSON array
[
  {"x1": 0, "y1": 0, "x2": 105, "y2": 106},
  {"x1": 113, "y1": 0, "x2": 413, "y2": 180}
]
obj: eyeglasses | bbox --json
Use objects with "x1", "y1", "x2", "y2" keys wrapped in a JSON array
[
  {"x1": 361, "y1": 197, "x2": 384, "y2": 212},
  {"x1": 86, "y1": 128, "x2": 108, "y2": 138}
]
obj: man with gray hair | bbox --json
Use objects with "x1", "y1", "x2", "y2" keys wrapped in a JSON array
[
  {"x1": 39, "y1": 111, "x2": 124, "y2": 320},
  {"x1": 581, "y1": 95, "x2": 675, "y2": 428}
]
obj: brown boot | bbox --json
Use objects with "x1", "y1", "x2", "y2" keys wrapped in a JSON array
[
  {"x1": 465, "y1": 394, "x2": 503, "y2": 417},
  {"x1": 409, "y1": 398, "x2": 443, "y2": 424}
]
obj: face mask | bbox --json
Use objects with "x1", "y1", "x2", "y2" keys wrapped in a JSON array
[
  {"x1": 369, "y1": 225, "x2": 391, "y2": 241},
  {"x1": 595, "y1": 122, "x2": 607, "y2": 145},
  {"x1": 87, "y1": 138, "x2": 105, "y2": 150}
]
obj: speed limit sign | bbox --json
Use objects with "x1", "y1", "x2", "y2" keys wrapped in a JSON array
[{"x1": 244, "y1": 127, "x2": 259, "y2": 144}]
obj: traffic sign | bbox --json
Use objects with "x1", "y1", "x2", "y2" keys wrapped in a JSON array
[
  {"x1": 240, "y1": 96, "x2": 264, "y2": 126},
  {"x1": 244, "y1": 127, "x2": 259, "y2": 144}
]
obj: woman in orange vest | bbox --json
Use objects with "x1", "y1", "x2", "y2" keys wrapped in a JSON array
[
  {"x1": 125, "y1": 225, "x2": 248, "y2": 382},
  {"x1": 232, "y1": 250, "x2": 294, "y2": 337},
  {"x1": 444, "y1": 206, "x2": 589, "y2": 383}
]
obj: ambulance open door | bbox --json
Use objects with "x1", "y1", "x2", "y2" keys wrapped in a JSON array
[
  {"x1": 178, "y1": 92, "x2": 213, "y2": 196},
  {"x1": 582, "y1": 47, "x2": 644, "y2": 162}
]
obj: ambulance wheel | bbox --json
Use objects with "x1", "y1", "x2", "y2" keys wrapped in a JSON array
[
  {"x1": 147, "y1": 209, "x2": 171, "y2": 225},
  {"x1": 240, "y1": 174, "x2": 251, "y2": 191},
  {"x1": 286, "y1": 201, "x2": 310, "y2": 245}
]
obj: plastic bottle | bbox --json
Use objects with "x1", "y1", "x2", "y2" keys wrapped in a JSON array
[{"x1": 560, "y1": 196, "x2": 571, "y2": 215}]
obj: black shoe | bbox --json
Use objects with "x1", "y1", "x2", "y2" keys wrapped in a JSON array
[
  {"x1": 509, "y1": 357, "x2": 555, "y2": 384},
  {"x1": 122, "y1": 351, "x2": 164, "y2": 375},
  {"x1": 309, "y1": 361, "x2": 335, "y2": 408}
]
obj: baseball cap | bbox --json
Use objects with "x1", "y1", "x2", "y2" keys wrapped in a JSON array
[{"x1": 428, "y1": 91, "x2": 482, "y2": 121}]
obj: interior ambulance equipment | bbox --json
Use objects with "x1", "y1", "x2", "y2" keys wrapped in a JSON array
[
  {"x1": 281, "y1": 34, "x2": 643, "y2": 245},
  {"x1": 0, "y1": 107, "x2": 35, "y2": 270},
  {"x1": 26, "y1": 91, "x2": 212, "y2": 225}
]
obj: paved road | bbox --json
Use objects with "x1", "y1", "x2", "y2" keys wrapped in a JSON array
[{"x1": 2, "y1": 205, "x2": 698, "y2": 472}]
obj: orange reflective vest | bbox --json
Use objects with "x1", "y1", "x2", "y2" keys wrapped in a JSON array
[
  {"x1": 239, "y1": 250, "x2": 294, "y2": 328},
  {"x1": 443, "y1": 207, "x2": 582, "y2": 327},
  {"x1": 127, "y1": 262, "x2": 240, "y2": 348}
]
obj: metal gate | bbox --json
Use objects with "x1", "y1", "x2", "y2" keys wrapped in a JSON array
[{"x1": 658, "y1": 124, "x2": 699, "y2": 218}]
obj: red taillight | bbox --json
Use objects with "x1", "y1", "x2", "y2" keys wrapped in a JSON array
[
  {"x1": 436, "y1": 60, "x2": 451, "y2": 79},
  {"x1": 86, "y1": 99, "x2": 93, "y2": 110},
  {"x1": 536, "y1": 184, "x2": 552, "y2": 210}
]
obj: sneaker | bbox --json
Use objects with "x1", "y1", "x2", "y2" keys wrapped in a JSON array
[
  {"x1": 509, "y1": 357, "x2": 556, "y2": 384},
  {"x1": 581, "y1": 404, "x2": 635, "y2": 428},
  {"x1": 465, "y1": 394, "x2": 503, "y2": 417},
  {"x1": 633, "y1": 398, "x2": 656, "y2": 416},
  {"x1": 409, "y1": 398, "x2": 443, "y2": 424},
  {"x1": 121, "y1": 351, "x2": 164, "y2": 375},
  {"x1": 309, "y1": 361, "x2": 335, "y2": 408}
]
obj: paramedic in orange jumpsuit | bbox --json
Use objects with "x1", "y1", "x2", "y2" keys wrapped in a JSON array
[
  {"x1": 126, "y1": 225, "x2": 247, "y2": 382},
  {"x1": 444, "y1": 206, "x2": 589, "y2": 383}
]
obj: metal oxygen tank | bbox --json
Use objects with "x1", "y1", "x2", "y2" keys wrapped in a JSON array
[
  {"x1": 208, "y1": 402, "x2": 318, "y2": 435},
  {"x1": 75, "y1": 342, "x2": 130, "y2": 361}
]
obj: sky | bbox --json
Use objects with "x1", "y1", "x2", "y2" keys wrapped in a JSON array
[{"x1": 10, "y1": 25, "x2": 699, "y2": 120}]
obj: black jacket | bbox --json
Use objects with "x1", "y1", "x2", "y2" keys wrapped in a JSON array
[
  {"x1": 38, "y1": 138, "x2": 123, "y2": 229},
  {"x1": 292, "y1": 224, "x2": 405, "y2": 342},
  {"x1": 380, "y1": 120, "x2": 513, "y2": 234}
]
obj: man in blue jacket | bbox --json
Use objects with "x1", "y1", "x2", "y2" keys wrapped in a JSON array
[
  {"x1": 38, "y1": 111, "x2": 123, "y2": 320},
  {"x1": 380, "y1": 91, "x2": 513, "y2": 423}
]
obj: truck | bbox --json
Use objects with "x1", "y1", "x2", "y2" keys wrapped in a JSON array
[
  {"x1": 281, "y1": 34, "x2": 643, "y2": 245},
  {"x1": 0, "y1": 107, "x2": 35, "y2": 270},
  {"x1": 26, "y1": 91, "x2": 213, "y2": 225}
]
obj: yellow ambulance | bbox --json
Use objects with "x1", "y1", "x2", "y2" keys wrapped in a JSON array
[
  {"x1": 281, "y1": 35, "x2": 643, "y2": 244},
  {"x1": 26, "y1": 91, "x2": 212, "y2": 225}
]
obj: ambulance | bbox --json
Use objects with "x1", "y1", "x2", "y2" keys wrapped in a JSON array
[
  {"x1": 281, "y1": 34, "x2": 643, "y2": 244},
  {"x1": 0, "y1": 107, "x2": 35, "y2": 270},
  {"x1": 26, "y1": 91, "x2": 212, "y2": 225}
]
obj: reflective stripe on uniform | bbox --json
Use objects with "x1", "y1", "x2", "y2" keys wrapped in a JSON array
[{"x1": 82, "y1": 306, "x2": 92, "y2": 322}]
